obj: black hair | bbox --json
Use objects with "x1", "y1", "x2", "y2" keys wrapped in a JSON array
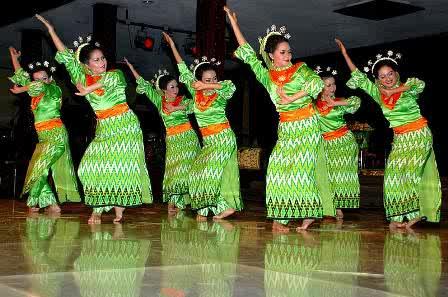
[
  {"x1": 79, "y1": 44, "x2": 104, "y2": 65},
  {"x1": 29, "y1": 66, "x2": 50, "y2": 81},
  {"x1": 264, "y1": 34, "x2": 289, "y2": 54},
  {"x1": 194, "y1": 63, "x2": 217, "y2": 81},
  {"x1": 158, "y1": 75, "x2": 177, "y2": 91},
  {"x1": 372, "y1": 59, "x2": 399, "y2": 79}
]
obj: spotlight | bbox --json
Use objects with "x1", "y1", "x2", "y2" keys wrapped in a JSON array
[{"x1": 135, "y1": 30, "x2": 154, "y2": 51}]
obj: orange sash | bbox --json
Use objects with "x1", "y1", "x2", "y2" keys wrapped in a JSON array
[
  {"x1": 166, "y1": 122, "x2": 192, "y2": 136},
  {"x1": 393, "y1": 117, "x2": 427, "y2": 134},
  {"x1": 199, "y1": 122, "x2": 230, "y2": 137},
  {"x1": 323, "y1": 126, "x2": 349, "y2": 141},
  {"x1": 35, "y1": 118, "x2": 63, "y2": 132},
  {"x1": 95, "y1": 103, "x2": 129, "y2": 120},
  {"x1": 279, "y1": 104, "x2": 315, "y2": 122}
]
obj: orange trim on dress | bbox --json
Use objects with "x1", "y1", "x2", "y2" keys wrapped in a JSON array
[
  {"x1": 393, "y1": 117, "x2": 427, "y2": 134},
  {"x1": 195, "y1": 90, "x2": 218, "y2": 112},
  {"x1": 279, "y1": 104, "x2": 315, "y2": 122},
  {"x1": 162, "y1": 96, "x2": 183, "y2": 115},
  {"x1": 35, "y1": 118, "x2": 63, "y2": 132},
  {"x1": 95, "y1": 102, "x2": 130, "y2": 120},
  {"x1": 381, "y1": 84, "x2": 404, "y2": 110},
  {"x1": 323, "y1": 126, "x2": 349, "y2": 141},
  {"x1": 269, "y1": 62, "x2": 303, "y2": 86},
  {"x1": 31, "y1": 93, "x2": 44, "y2": 110},
  {"x1": 199, "y1": 122, "x2": 230, "y2": 137},
  {"x1": 166, "y1": 122, "x2": 192, "y2": 136},
  {"x1": 85, "y1": 74, "x2": 105, "y2": 96}
]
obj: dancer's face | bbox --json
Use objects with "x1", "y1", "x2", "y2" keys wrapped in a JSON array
[
  {"x1": 269, "y1": 41, "x2": 292, "y2": 68},
  {"x1": 201, "y1": 70, "x2": 218, "y2": 84},
  {"x1": 322, "y1": 77, "x2": 336, "y2": 98},
  {"x1": 86, "y1": 49, "x2": 107, "y2": 75},
  {"x1": 32, "y1": 70, "x2": 51, "y2": 84},
  {"x1": 377, "y1": 65, "x2": 398, "y2": 89},
  {"x1": 163, "y1": 79, "x2": 179, "y2": 99}
]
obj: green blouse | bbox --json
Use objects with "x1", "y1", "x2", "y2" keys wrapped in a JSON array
[
  {"x1": 346, "y1": 69, "x2": 425, "y2": 128},
  {"x1": 135, "y1": 77, "x2": 193, "y2": 128},
  {"x1": 315, "y1": 96, "x2": 361, "y2": 133},
  {"x1": 55, "y1": 49, "x2": 127, "y2": 111},
  {"x1": 177, "y1": 62, "x2": 236, "y2": 128},
  {"x1": 234, "y1": 43, "x2": 324, "y2": 112},
  {"x1": 9, "y1": 68, "x2": 62, "y2": 123}
]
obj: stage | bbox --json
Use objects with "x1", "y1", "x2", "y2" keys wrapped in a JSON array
[{"x1": 0, "y1": 199, "x2": 446, "y2": 297}]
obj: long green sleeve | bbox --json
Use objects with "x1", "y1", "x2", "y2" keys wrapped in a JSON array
[
  {"x1": 9, "y1": 68, "x2": 32, "y2": 86},
  {"x1": 136, "y1": 76, "x2": 162, "y2": 111},
  {"x1": 54, "y1": 48, "x2": 86, "y2": 86},
  {"x1": 177, "y1": 62, "x2": 197, "y2": 98}
]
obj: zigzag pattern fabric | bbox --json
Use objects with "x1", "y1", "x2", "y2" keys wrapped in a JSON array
[
  {"x1": 188, "y1": 129, "x2": 243, "y2": 212},
  {"x1": 384, "y1": 127, "x2": 440, "y2": 222},
  {"x1": 163, "y1": 130, "x2": 200, "y2": 208},
  {"x1": 324, "y1": 132, "x2": 360, "y2": 208},
  {"x1": 78, "y1": 110, "x2": 152, "y2": 207},
  {"x1": 267, "y1": 116, "x2": 324, "y2": 219},
  {"x1": 23, "y1": 126, "x2": 80, "y2": 208}
]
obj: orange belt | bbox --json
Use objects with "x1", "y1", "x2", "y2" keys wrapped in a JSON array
[
  {"x1": 35, "y1": 118, "x2": 63, "y2": 132},
  {"x1": 323, "y1": 126, "x2": 349, "y2": 141},
  {"x1": 279, "y1": 104, "x2": 315, "y2": 122},
  {"x1": 166, "y1": 122, "x2": 192, "y2": 136},
  {"x1": 200, "y1": 122, "x2": 230, "y2": 137},
  {"x1": 95, "y1": 103, "x2": 129, "y2": 120},
  {"x1": 393, "y1": 117, "x2": 428, "y2": 134}
]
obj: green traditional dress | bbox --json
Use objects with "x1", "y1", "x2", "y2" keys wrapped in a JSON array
[
  {"x1": 74, "y1": 225, "x2": 151, "y2": 297},
  {"x1": 347, "y1": 69, "x2": 441, "y2": 222},
  {"x1": 55, "y1": 49, "x2": 152, "y2": 212},
  {"x1": 315, "y1": 96, "x2": 361, "y2": 208},
  {"x1": 234, "y1": 43, "x2": 335, "y2": 224},
  {"x1": 384, "y1": 232, "x2": 441, "y2": 297},
  {"x1": 136, "y1": 77, "x2": 200, "y2": 209},
  {"x1": 9, "y1": 68, "x2": 80, "y2": 208},
  {"x1": 177, "y1": 62, "x2": 243, "y2": 216}
]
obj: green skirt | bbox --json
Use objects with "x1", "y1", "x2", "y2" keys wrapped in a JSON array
[
  {"x1": 78, "y1": 110, "x2": 152, "y2": 208},
  {"x1": 163, "y1": 129, "x2": 200, "y2": 209},
  {"x1": 384, "y1": 126, "x2": 441, "y2": 222},
  {"x1": 324, "y1": 131, "x2": 360, "y2": 208},
  {"x1": 22, "y1": 125, "x2": 80, "y2": 208},
  {"x1": 188, "y1": 128, "x2": 243, "y2": 214},
  {"x1": 266, "y1": 115, "x2": 335, "y2": 221}
]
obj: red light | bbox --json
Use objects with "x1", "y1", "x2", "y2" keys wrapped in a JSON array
[
  {"x1": 191, "y1": 46, "x2": 198, "y2": 55},
  {"x1": 143, "y1": 37, "x2": 154, "y2": 49}
]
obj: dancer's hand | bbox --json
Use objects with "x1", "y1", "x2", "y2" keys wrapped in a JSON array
[
  {"x1": 277, "y1": 87, "x2": 293, "y2": 105},
  {"x1": 192, "y1": 81, "x2": 209, "y2": 91},
  {"x1": 75, "y1": 83, "x2": 89, "y2": 96},
  {"x1": 335, "y1": 38, "x2": 347, "y2": 54},
  {"x1": 123, "y1": 57, "x2": 133, "y2": 69},
  {"x1": 379, "y1": 87, "x2": 394, "y2": 98},
  {"x1": 35, "y1": 14, "x2": 54, "y2": 31},
  {"x1": 9, "y1": 85, "x2": 25, "y2": 94},
  {"x1": 162, "y1": 32, "x2": 174, "y2": 47},
  {"x1": 224, "y1": 6, "x2": 238, "y2": 23},
  {"x1": 165, "y1": 103, "x2": 186, "y2": 113},
  {"x1": 9, "y1": 47, "x2": 21, "y2": 59}
]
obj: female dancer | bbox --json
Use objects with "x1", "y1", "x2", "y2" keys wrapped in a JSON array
[
  {"x1": 36, "y1": 14, "x2": 152, "y2": 224},
  {"x1": 8, "y1": 46, "x2": 80, "y2": 213},
  {"x1": 164, "y1": 32, "x2": 243, "y2": 221},
  {"x1": 225, "y1": 6, "x2": 335, "y2": 231},
  {"x1": 336, "y1": 38, "x2": 441, "y2": 228},
  {"x1": 314, "y1": 67, "x2": 361, "y2": 219},
  {"x1": 124, "y1": 58, "x2": 200, "y2": 213}
]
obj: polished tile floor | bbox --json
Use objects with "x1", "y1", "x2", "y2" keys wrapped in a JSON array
[{"x1": 0, "y1": 199, "x2": 447, "y2": 297}]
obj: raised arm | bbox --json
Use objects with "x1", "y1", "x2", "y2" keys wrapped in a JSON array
[
  {"x1": 123, "y1": 57, "x2": 141, "y2": 80},
  {"x1": 224, "y1": 6, "x2": 247, "y2": 46},
  {"x1": 163, "y1": 32, "x2": 183, "y2": 64},
  {"x1": 9, "y1": 47, "x2": 22, "y2": 72},
  {"x1": 335, "y1": 39, "x2": 357, "y2": 72},
  {"x1": 35, "y1": 14, "x2": 66, "y2": 52}
]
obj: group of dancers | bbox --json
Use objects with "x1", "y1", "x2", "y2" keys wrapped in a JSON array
[{"x1": 6, "y1": 7, "x2": 441, "y2": 231}]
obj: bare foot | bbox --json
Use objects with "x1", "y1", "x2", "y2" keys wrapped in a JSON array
[
  {"x1": 336, "y1": 209, "x2": 344, "y2": 220},
  {"x1": 296, "y1": 219, "x2": 315, "y2": 231},
  {"x1": 46, "y1": 204, "x2": 61, "y2": 214},
  {"x1": 213, "y1": 208, "x2": 235, "y2": 220},
  {"x1": 28, "y1": 207, "x2": 40, "y2": 213},
  {"x1": 405, "y1": 217, "x2": 422, "y2": 229},
  {"x1": 114, "y1": 206, "x2": 125, "y2": 223},
  {"x1": 272, "y1": 221, "x2": 290, "y2": 233},
  {"x1": 389, "y1": 221, "x2": 406, "y2": 230},
  {"x1": 196, "y1": 214, "x2": 207, "y2": 222},
  {"x1": 88, "y1": 213, "x2": 101, "y2": 224}
]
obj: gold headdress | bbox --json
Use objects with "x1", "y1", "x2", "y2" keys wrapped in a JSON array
[
  {"x1": 189, "y1": 56, "x2": 221, "y2": 77},
  {"x1": 363, "y1": 50, "x2": 402, "y2": 76},
  {"x1": 258, "y1": 25, "x2": 291, "y2": 69},
  {"x1": 314, "y1": 65, "x2": 338, "y2": 77},
  {"x1": 150, "y1": 69, "x2": 170, "y2": 91},
  {"x1": 72, "y1": 35, "x2": 101, "y2": 63}
]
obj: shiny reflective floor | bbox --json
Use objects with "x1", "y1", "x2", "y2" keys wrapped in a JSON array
[{"x1": 0, "y1": 199, "x2": 447, "y2": 297}]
